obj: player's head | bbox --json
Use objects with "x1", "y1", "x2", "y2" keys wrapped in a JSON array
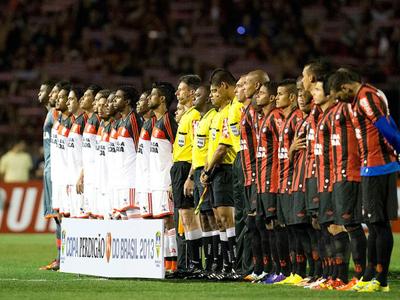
[
  {"x1": 311, "y1": 74, "x2": 331, "y2": 106},
  {"x1": 136, "y1": 90, "x2": 151, "y2": 116},
  {"x1": 106, "y1": 90, "x2": 117, "y2": 117},
  {"x1": 176, "y1": 75, "x2": 202, "y2": 106},
  {"x1": 67, "y1": 85, "x2": 84, "y2": 114},
  {"x1": 114, "y1": 85, "x2": 140, "y2": 112},
  {"x1": 97, "y1": 94, "x2": 110, "y2": 120},
  {"x1": 81, "y1": 84, "x2": 102, "y2": 111},
  {"x1": 175, "y1": 103, "x2": 186, "y2": 123},
  {"x1": 297, "y1": 76, "x2": 312, "y2": 113},
  {"x1": 276, "y1": 79, "x2": 298, "y2": 109},
  {"x1": 38, "y1": 80, "x2": 54, "y2": 106},
  {"x1": 209, "y1": 68, "x2": 236, "y2": 107},
  {"x1": 235, "y1": 75, "x2": 247, "y2": 103},
  {"x1": 149, "y1": 82, "x2": 176, "y2": 110},
  {"x1": 50, "y1": 80, "x2": 69, "y2": 107},
  {"x1": 256, "y1": 81, "x2": 277, "y2": 108},
  {"x1": 244, "y1": 69, "x2": 270, "y2": 99},
  {"x1": 302, "y1": 59, "x2": 333, "y2": 92},
  {"x1": 194, "y1": 85, "x2": 211, "y2": 110},
  {"x1": 327, "y1": 68, "x2": 361, "y2": 103},
  {"x1": 56, "y1": 82, "x2": 71, "y2": 112},
  {"x1": 94, "y1": 89, "x2": 109, "y2": 113}
]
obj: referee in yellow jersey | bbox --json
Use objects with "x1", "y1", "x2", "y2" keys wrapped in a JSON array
[{"x1": 171, "y1": 75, "x2": 202, "y2": 276}]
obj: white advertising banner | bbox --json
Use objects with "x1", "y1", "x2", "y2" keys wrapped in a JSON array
[{"x1": 60, "y1": 219, "x2": 164, "y2": 279}]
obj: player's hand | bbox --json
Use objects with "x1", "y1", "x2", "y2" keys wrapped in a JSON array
[
  {"x1": 311, "y1": 217, "x2": 320, "y2": 230},
  {"x1": 200, "y1": 171, "x2": 209, "y2": 186},
  {"x1": 290, "y1": 135, "x2": 306, "y2": 152},
  {"x1": 167, "y1": 185, "x2": 173, "y2": 200},
  {"x1": 184, "y1": 177, "x2": 194, "y2": 197},
  {"x1": 76, "y1": 176, "x2": 84, "y2": 194}
]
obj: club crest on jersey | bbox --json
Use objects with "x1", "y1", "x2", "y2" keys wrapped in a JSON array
[{"x1": 178, "y1": 134, "x2": 185, "y2": 147}]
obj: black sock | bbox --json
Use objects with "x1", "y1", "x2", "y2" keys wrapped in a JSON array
[
  {"x1": 308, "y1": 226, "x2": 321, "y2": 277},
  {"x1": 333, "y1": 231, "x2": 350, "y2": 284},
  {"x1": 364, "y1": 223, "x2": 377, "y2": 281},
  {"x1": 288, "y1": 226, "x2": 297, "y2": 274},
  {"x1": 227, "y1": 235, "x2": 237, "y2": 270},
  {"x1": 269, "y1": 228, "x2": 280, "y2": 274},
  {"x1": 221, "y1": 240, "x2": 231, "y2": 270},
  {"x1": 346, "y1": 225, "x2": 367, "y2": 279},
  {"x1": 203, "y1": 235, "x2": 213, "y2": 271},
  {"x1": 188, "y1": 239, "x2": 201, "y2": 267},
  {"x1": 294, "y1": 225, "x2": 309, "y2": 278},
  {"x1": 373, "y1": 222, "x2": 394, "y2": 287},
  {"x1": 55, "y1": 218, "x2": 61, "y2": 261},
  {"x1": 275, "y1": 226, "x2": 290, "y2": 276},
  {"x1": 212, "y1": 233, "x2": 222, "y2": 270},
  {"x1": 248, "y1": 216, "x2": 263, "y2": 274}
]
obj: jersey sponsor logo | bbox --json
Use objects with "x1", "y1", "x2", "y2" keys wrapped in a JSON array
[
  {"x1": 257, "y1": 146, "x2": 266, "y2": 158},
  {"x1": 278, "y1": 147, "x2": 288, "y2": 159},
  {"x1": 150, "y1": 141, "x2": 159, "y2": 153},
  {"x1": 307, "y1": 128, "x2": 315, "y2": 141},
  {"x1": 222, "y1": 118, "x2": 230, "y2": 139},
  {"x1": 230, "y1": 124, "x2": 240, "y2": 136},
  {"x1": 211, "y1": 128, "x2": 217, "y2": 140},
  {"x1": 82, "y1": 137, "x2": 92, "y2": 148},
  {"x1": 177, "y1": 133, "x2": 185, "y2": 147},
  {"x1": 360, "y1": 97, "x2": 373, "y2": 117},
  {"x1": 331, "y1": 134, "x2": 341, "y2": 146},
  {"x1": 240, "y1": 139, "x2": 248, "y2": 151},
  {"x1": 116, "y1": 141, "x2": 125, "y2": 152},
  {"x1": 43, "y1": 132, "x2": 50, "y2": 140},
  {"x1": 197, "y1": 136, "x2": 205, "y2": 148}
]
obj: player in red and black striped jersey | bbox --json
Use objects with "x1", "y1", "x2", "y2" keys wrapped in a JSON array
[
  {"x1": 329, "y1": 69, "x2": 399, "y2": 291},
  {"x1": 275, "y1": 79, "x2": 303, "y2": 282},
  {"x1": 254, "y1": 81, "x2": 285, "y2": 282},
  {"x1": 241, "y1": 70, "x2": 271, "y2": 281},
  {"x1": 287, "y1": 78, "x2": 315, "y2": 281}
]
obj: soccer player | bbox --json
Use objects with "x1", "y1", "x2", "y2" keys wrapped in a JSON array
[
  {"x1": 78, "y1": 85, "x2": 102, "y2": 216},
  {"x1": 329, "y1": 70, "x2": 400, "y2": 292},
  {"x1": 66, "y1": 86, "x2": 87, "y2": 218},
  {"x1": 137, "y1": 90, "x2": 152, "y2": 122},
  {"x1": 241, "y1": 70, "x2": 271, "y2": 282},
  {"x1": 54, "y1": 84, "x2": 74, "y2": 217},
  {"x1": 200, "y1": 69, "x2": 240, "y2": 280},
  {"x1": 286, "y1": 78, "x2": 314, "y2": 284},
  {"x1": 175, "y1": 103, "x2": 185, "y2": 123},
  {"x1": 113, "y1": 86, "x2": 142, "y2": 219},
  {"x1": 38, "y1": 80, "x2": 62, "y2": 271},
  {"x1": 309, "y1": 77, "x2": 340, "y2": 290},
  {"x1": 274, "y1": 79, "x2": 303, "y2": 284},
  {"x1": 253, "y1": 81, "x2": 284, "y2": 284},
  {"x1": 172, "y1": 75, "x2": 202, "y2": 275},
  {"x1": 230, "y1": 75, "x2": 250, "y2": 275},
  {"x1": 148, "y1": 82, "x2": 178, "y2": 270}
]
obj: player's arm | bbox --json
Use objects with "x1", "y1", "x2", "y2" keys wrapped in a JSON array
[
  {"x1": 374, "y1": 116, "x2": 400, "y2": 152},
  {"x1": 183, "y1": 166, "x2": 194, "y2": 197},
  {"x1": 289, "y1": 134, "x2": 306, "y2": 161},
  {"x1": 76, "y1": 169, "x2": 84, "y2": 194}
]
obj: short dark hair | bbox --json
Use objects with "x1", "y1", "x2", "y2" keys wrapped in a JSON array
[
  {"x1": 152, "y1": 82, "x2": 176, "y2": 108},
  {"x1": 209, "y1": 68, "x2": 236, "y2": 86},
  {"x1": 118, "y1": 85, "x2": 139, "y2": 109},
  {"x1": 305, "y1": 59, "x2": 334, "y2": 79},
  {"x1": 327, "y1": 69, "x2": 361, "y2": 93},
  {"x1": 262, "y1": 81, "x2": 278, "y2": 96},
  {"x1": 42, "y1": 80, "x2": 55, "y2": 88},
  {"x1": 87, "y1": 84, "x2": 102, "y2": 95},
  {"x1": 278, "y1": 79, "x2": 298, "y2": 96},
  {"x1": 98, "y1": 89, "x2": 111, "y2": 99},
  {"x1": 70, "y1": 85, "x2": 85, "y2": 101},
  {"x1": 179, "y1": 75, "x2": 202, "y2": 90},
  {"x1": 55, "y1": 80, "x2": 71, "y2": 91}
]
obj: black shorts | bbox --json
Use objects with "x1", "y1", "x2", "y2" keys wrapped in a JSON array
[
  {"x1": 193, "y1": 167, "x2": 212, "y2": 212},
  {"x1": 244, "y1": 184, "x2": 257, "y2": 214},
  {"x1": 332, "y1": 181, "x2": 363, "y2": 225},
  {"x1": 318, "y1": 192, "x2": 335, "y2": 224},
  {"x1": 290, "y1": 192, "x2": 310, "y2": 225},
  {"x1": 305, "y1": 177, "x2": 319, "y2": 215},
  {"x1": 361, "y1": 173, "x2": 398, "y2": 223},
  {"x1": 277, "y1": 193, "x2": 292, "y2": 225},
  {"x1": 170, "y1": 161, "x2": 194, "y2": 209},
  {"x1": 210, "y1": 164, "x2": 234, "y2": 208},
  {"x1": 257, "y1": 192, "x2": 277, "y2": 220}
]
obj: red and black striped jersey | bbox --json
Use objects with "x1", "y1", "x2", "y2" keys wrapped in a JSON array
[
  {"x1": 351, "y1": 84, "x2": 398, "y2": 175},
  {"x1": 240, "y1": 104, "x2": 259, "y2": 186},
  {"x1": 256, "y1": 108, "x2": 284, "y2": 194},
  {"x1": 291, "y1": 115, "x2": 308, "y2": 193},
  {"x1": 305, "y1": 104, "x2": 322, "y2": 179},
  {"x1": 315, "y1": 103, "x2": 337, "y2": 193},
  {"x1": 330, "y1": 102, "x2": 361, "y2": 183},
  {"x1": 278, "y1": 108, "x2": 303, "y2": 194}
]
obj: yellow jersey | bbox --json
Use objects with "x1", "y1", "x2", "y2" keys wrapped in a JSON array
[
  {"x1": 228, "y1": 97, "x2": 244, "y2": 153},
  {"x1": 192, "y1": 108, "x2": 217, "y2": 169},
  {"x1": 173, "y1": 106, "x2": 201, "y2": 162},
  {"x1": 208, "y1": 103, "x2": 236, "y2": 165}
]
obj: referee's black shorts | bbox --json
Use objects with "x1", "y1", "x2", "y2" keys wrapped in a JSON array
[
  {"x1": 193, "y1": 167, "x2": 213, "y2": 212},
  {"x1": 170, "y1": 161, "x2": 194, "y2": 209},
  {"x1": 210, "y1": 164, "x2": 234, "y2": 208}
]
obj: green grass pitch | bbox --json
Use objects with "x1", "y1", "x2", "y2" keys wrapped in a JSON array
[{"x1": 0, "y1": 233, "x2": 399, "y2": 299}]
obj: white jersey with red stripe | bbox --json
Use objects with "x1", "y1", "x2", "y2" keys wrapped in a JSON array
[
  {"x1": 82, "y1": 113, "x2": 100, "y2": 185},
  {"x1": 66, "y1": 113, "x2": 86, "y2": 185}
]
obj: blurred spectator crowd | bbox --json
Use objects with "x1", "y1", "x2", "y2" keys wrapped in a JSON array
[{"x1": 0, "y1": 0, "x2": 399, "y2": 180}]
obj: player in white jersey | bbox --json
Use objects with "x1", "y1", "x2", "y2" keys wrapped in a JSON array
[
  {"x1": 113, "y1": 86, "x2": 143, "y2": 219},
  {"x1": 77, "y1": 85, "x2": 102, "y2": 216},
  {"x1": 66, "y1": 86, "x2": 87, "y2": 218}
]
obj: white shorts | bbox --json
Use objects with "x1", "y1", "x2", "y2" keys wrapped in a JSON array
[
  {"x1": 94, "y1": 188, "x2": 110, "y2": 218},
  {"x1": 137, "y1": 191, "x2": 153, "y2": 217},
  {"x1": 114, "y1": 187, "x2": 137, "y2": 212},
  {"x1": 59, "y1": 185, "x2": 70, "y2": 216},
  {"x1": 83, "y1": 183, "x2": 96, "y2": 215},
  {"x1": 51, "y1": 183, "x2": 63, "y2": 211},
  {"x1": 151, "y1": 190, "x2": 174, "y2": 218},
  {"x1": 69, "y1": 186, "x2": 86, "y2": 218}
]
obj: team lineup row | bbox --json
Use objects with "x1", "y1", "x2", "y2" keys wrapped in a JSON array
[{"x1": 38, "y1": 61, "x2": 400, "y2": 292}]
